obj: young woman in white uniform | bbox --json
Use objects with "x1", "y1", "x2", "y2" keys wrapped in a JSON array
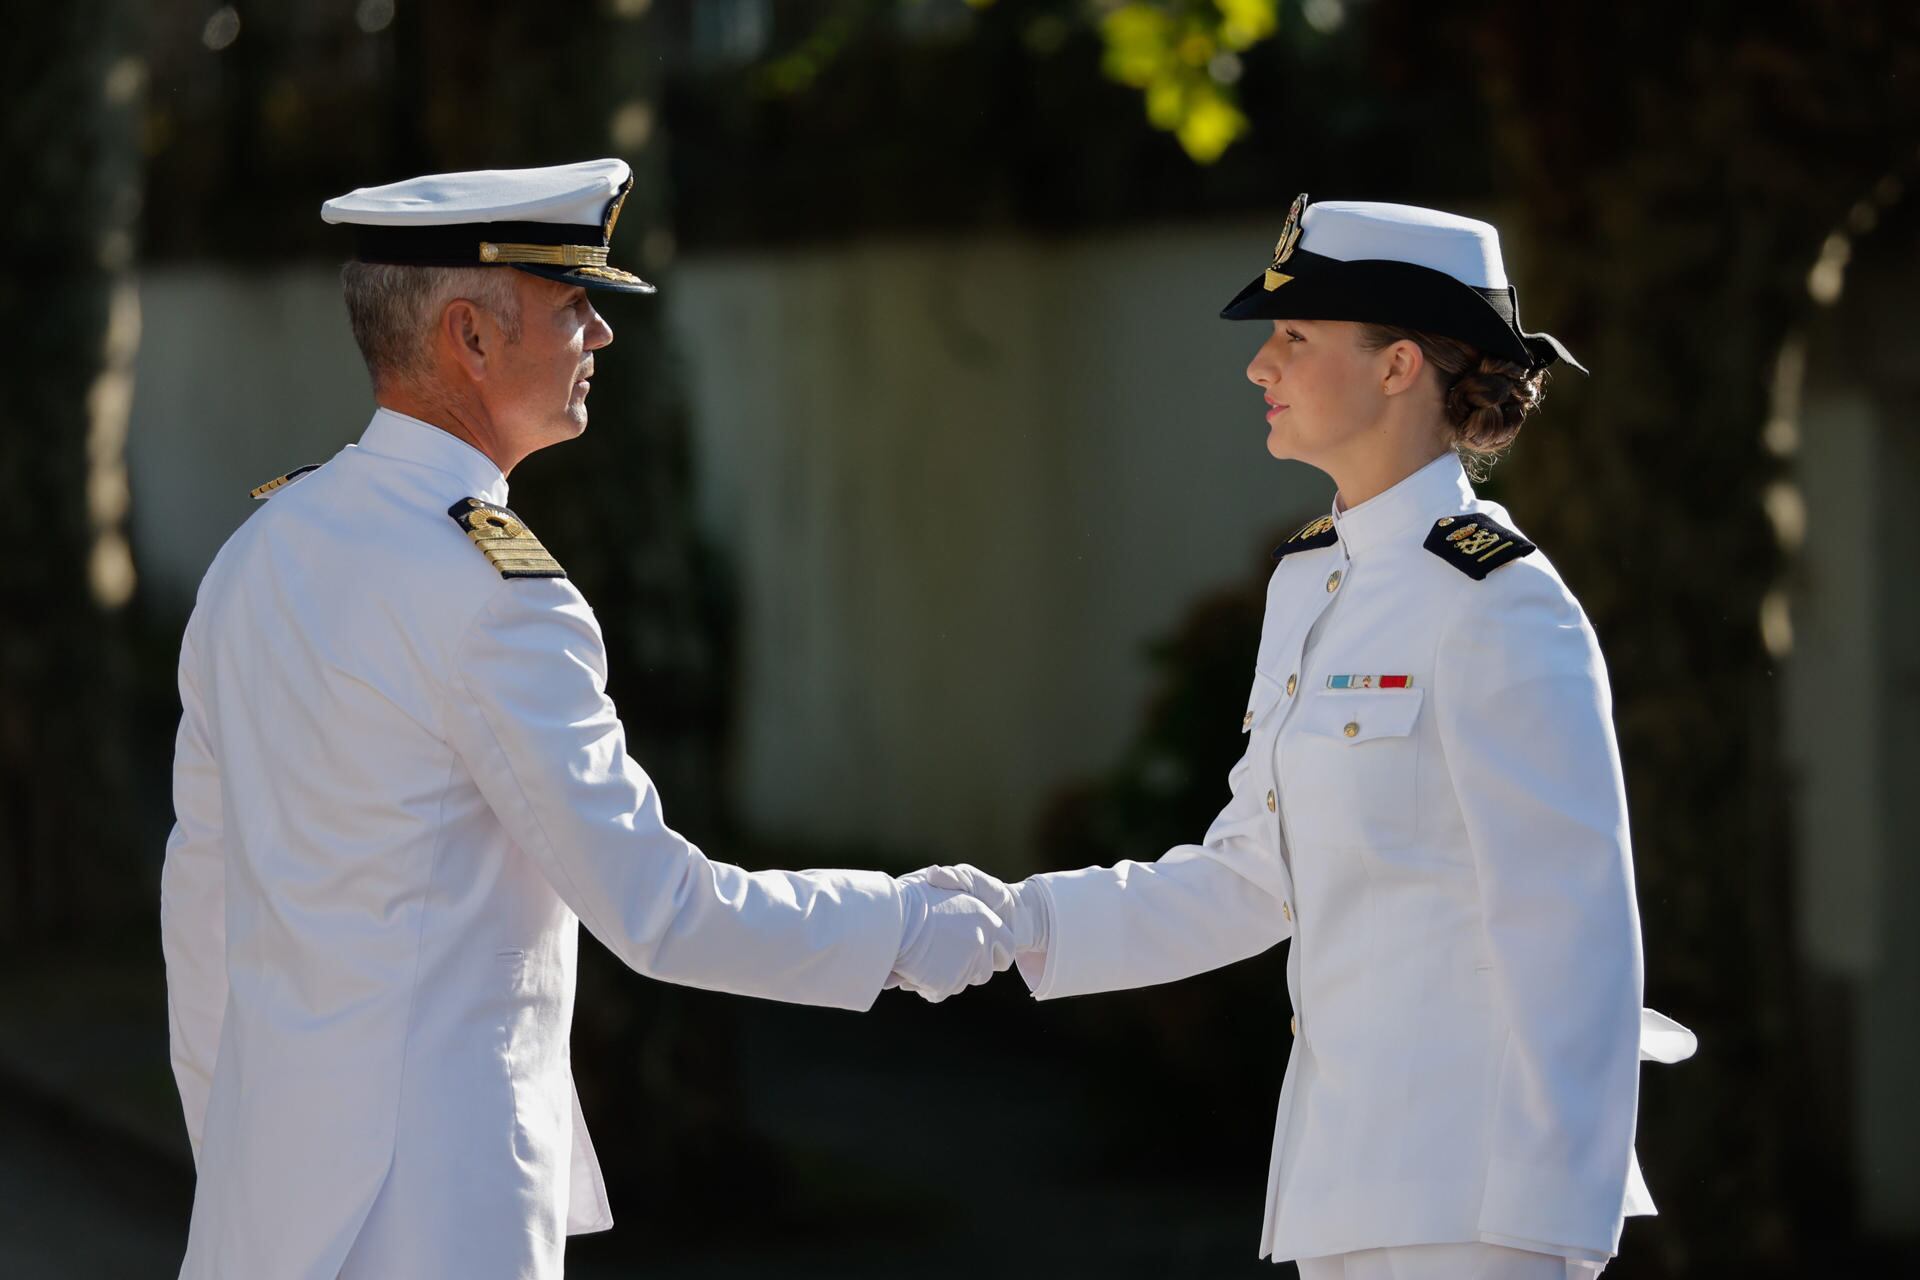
[{"x1": 922, "y1": 197, "x2": 1695, "y2": 1279}]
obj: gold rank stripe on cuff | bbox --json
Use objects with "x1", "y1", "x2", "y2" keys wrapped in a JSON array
[{"x1": 448, "y1": 497, "x2": 566, "y2": 580}]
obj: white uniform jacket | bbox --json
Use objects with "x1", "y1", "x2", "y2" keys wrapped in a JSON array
[
  {"x1": 1023, "y1": 453, "x2": 1687, "y2": 1264},
  {"x1": 160, "y1": 410, "x2": 904, "y2": 1280}
]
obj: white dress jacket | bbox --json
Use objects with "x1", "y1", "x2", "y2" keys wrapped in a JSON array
[
  {"x1": 160, "y1": 410, "x2": 905, "y2": 1279},
  {"x1": 1025, "y1": 453, "x2": 1686, "y2": 1264}
]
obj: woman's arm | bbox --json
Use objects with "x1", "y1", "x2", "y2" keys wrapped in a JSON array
[
  {"x1": 1433, "y1": 563, "x2": 1645, "y2": 1252},
  {"x1": 973, "y1": 669, "x2": 1297, "y2": 1000}
]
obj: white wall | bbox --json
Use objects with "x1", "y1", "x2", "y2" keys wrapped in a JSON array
[
  {"x1": 1790, "y1": 241, "x2": 1920, "y2": 1234},
  {"x1": 668, "y1": 222, "x2": 1329, "y2": 865},
  {"x1": 128, "y1": 267, "x2": 378, "y2": 606},
  {"x1": 127, "y1": 220, "x2": 1331, "y2": 868}
]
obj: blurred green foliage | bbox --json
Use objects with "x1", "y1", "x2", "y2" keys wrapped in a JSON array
[{"x1": 1097, "y1": 0, "x2": 1278, "y2": 163}]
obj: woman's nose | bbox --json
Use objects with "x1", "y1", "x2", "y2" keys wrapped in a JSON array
[{"x1": 1247, "y1": 343, "x2": 1277, "y2": 387}]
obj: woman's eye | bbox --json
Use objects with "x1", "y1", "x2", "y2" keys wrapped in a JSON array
[{"x1": 1286, "y1": 329, "x2": 1305, "y2": 343}]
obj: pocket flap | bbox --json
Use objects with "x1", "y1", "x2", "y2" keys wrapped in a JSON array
[
  {"x1": 1298, "y1": 687, "x2": 1424, "y2": 742},
  {"x1": 1243, "y1": 669, "x2": 1287, "y2": 734}
]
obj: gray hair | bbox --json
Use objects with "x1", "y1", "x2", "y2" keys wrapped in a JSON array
[{"x1": 339, "y1": 262, "x2": 525, "y2": 389}]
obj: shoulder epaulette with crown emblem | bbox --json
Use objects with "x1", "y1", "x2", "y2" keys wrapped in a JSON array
[
  {"x1": 1423, "y1": 513, "x2": 1535, "y2": 580},
  {"x1": 248, "y1": 464, "x2": 321, "y2": 500},
  {"x1": 447, "y1": 497, "x2": 566, "y2": 580},
  {"x1": 1272, "y1": 514, "x2": 1338, "y2": 562}
]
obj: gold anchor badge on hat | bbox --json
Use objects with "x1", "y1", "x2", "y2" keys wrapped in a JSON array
[{"x1": 1264, "y1": 192, "x2": 1308, "y2": 291}]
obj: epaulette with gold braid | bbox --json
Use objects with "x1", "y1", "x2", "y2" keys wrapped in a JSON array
[
  {"x1": 1423, "y1": 513, "x2": 1535, "y2": 580},
  {"x1": 447, "y1": 497, "x2": 566, "y2": 580},
  {"x1": 1271, "y1": 514, "x2": 1338, "y2": 562},
  {"x1": 248, "y1": 464, "x2": 321, "y2": 500}
]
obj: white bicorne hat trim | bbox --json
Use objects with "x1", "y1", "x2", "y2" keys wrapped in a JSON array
[
  {"x1": 1300, "y1": 200, "x2": 1509, "y2": 291},
  {"x1": 320, "y1": 158, "x2": 632, "y2": 228}
]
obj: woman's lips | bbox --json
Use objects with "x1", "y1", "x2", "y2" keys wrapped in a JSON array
[{"x1": 1266, "y1": 402, "x2": 1289, "y2": 420}]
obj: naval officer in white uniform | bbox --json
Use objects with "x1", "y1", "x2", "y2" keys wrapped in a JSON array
[
  {"x1": 916, "y1": 197, "x2": 1695, "y2": 1278},
  {"x1": 159, "y1": 159, "x2": 1013, "y2": 1280}
]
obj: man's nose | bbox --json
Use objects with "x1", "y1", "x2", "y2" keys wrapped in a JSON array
[{"x1": 585, "y1": 308, "x2": 613, "y2": 351}]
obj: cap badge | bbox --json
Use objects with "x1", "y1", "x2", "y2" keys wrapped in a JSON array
[
  {"x1": 602, "y1": 175, "x2": 633, "y2": 242},
  {"x1": 1264, "y1": 192, "x2": 1308, "y2": 291}
]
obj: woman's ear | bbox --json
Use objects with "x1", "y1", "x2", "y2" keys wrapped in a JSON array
[{"x1": 1380, "y1": 339, "x2": 1425, "y2": 397}]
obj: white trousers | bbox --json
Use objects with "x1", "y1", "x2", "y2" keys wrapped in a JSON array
[{"x1": 1294, "y1": 1243, "x2": 1607, "y2": 1280}]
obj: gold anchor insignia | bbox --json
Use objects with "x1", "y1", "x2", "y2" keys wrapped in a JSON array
[
  {"x1": 1446, "y1": 523, "x2": 1508, "y2": 558},
  {"x1": 1263, "y1": 192, "x2": 1308, "y2": 291}
]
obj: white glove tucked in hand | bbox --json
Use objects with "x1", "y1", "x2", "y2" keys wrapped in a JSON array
[{"x1": 887, "y1": 879, "x2": 1015, "y2": 1002}]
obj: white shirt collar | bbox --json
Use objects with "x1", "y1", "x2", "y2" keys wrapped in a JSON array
[
  {"x1": 1331, "y1": 451, "x2": 1475, "y2": 557},
  {"x1": 353, "y1": 408, "x2": 510, "y2": 506}
]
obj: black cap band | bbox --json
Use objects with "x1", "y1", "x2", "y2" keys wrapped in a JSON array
[{"x1": 351, "y1": 221, "x2": 604, "y2": 267}]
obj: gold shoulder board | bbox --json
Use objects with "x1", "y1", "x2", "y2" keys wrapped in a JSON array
[
  {"x1": 248, "y1": 463, "x2": 321, "y2": 500},
  {"x1": 447, "y1": 497, "x2": 566, "y2": 580}
]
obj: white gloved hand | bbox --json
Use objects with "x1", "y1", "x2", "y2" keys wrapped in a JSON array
[
  {"x1": 921, "y1": 864, "x2": 1049, "y2": 955},
  {"x1": 886, "y1": 879, "x2": 1015, "y2": 1003}
]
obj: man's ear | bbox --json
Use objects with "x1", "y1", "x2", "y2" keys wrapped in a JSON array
[
  {"x1": 1379, "y1": 338, "x2": 1426, "y2": 397},
  {"x1": 441, "y1": 299, "x2": 489, "y2": 385}
]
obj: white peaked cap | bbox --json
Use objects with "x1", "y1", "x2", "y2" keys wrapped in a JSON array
[
  {"x1": 1301, "y1": 201, "x2": 1509, "y2": 290},
  {"x1": 320, "y1": 158, "x2": 653, "y2": 293},
  {"x1": 322, "y1": 159, "x2": 633, "y2": 228}
]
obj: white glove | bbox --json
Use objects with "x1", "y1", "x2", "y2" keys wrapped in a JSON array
[
  {"x1": 887, "y1": 879, "x2": 1015, "y2": 1003},
  {"x1": 921, "y1": 864, "x2": 1049, "y2": 955}
]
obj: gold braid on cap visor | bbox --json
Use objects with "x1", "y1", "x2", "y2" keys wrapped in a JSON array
[{"x1": 477, "y1": 241, "x2": 609, "y2": 267}]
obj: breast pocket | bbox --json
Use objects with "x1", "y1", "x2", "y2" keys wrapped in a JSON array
[
  {"x1": 1228, "y1": 669, "x2": 1288, "y2": 783},
  {"x1": 1208, "y1": 670, "x2": 1289, "y2": 845},
  {"x1": 1280, "y1": 688, "x2": 1424, "y2": 850}
]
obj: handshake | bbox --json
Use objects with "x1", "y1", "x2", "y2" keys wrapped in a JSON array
[{"x1": 884, "y1": 865, "x2": 1051, "y2": 1002}]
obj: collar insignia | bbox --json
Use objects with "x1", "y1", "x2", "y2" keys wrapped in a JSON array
[
  {"x1": 1423, "y1": 513, "x2": 1535, "y2": 580},
  {"x1": 1272, "y1": 513, "x2": 1338, "y2": 561}
]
